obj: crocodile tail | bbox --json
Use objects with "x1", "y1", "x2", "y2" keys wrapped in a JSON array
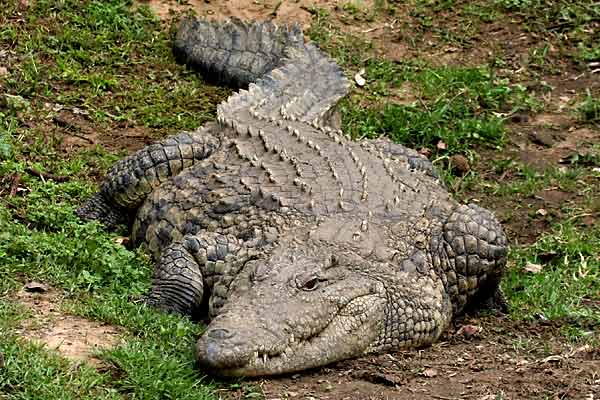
[
  {"x1": 174, "y1": 17, "x2": 304, "y2": 88},
  {"x1": 174, "y1": 17, "x2": 350, "y2": 127}
]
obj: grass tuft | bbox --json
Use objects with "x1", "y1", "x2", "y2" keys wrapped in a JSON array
[{"x1": 504, "y1": 223, "x2": 600, "y2": 337}]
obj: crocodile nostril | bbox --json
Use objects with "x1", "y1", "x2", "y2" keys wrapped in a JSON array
[{"x1": 207, "y1": 328, "x2": 235, "y2": 340}]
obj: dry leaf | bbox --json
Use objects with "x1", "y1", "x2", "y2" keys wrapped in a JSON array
[
  {"x1": 450, "y1": 154, "x2": 470, "y2": 174},
  {"x1": 541, "y1": 355, "x2": 562, "y2": 363},
  {"x1": 436, "y1": 140, "x2": 447, "y2": 150},
  {"x1": 418, "y1": 147, "x2": 431, "y2": 157},
  {"x1": 354, "y1": 68, "x2": 366, "y2": 87},
  {"x1": 113, "y1": 236, "x2": 130, "y2": 246},
  {"x1": 24, "y1": 281, "x2": 49, "y2": 293},
  {"x1": 524, "y1": 262, "x2": 543, "y2": 273},
  {"x1": 420, "y1": 368, "x2": 438, "y2": 378}
]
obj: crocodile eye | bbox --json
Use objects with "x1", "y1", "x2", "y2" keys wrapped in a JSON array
[{"x1": 302, "y1": 277, "x2": 320, "y2": 291}]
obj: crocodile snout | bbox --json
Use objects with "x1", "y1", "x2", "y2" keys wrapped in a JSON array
[{"x1": 196, "y1": 330, "x2": 247, "y2": 372}]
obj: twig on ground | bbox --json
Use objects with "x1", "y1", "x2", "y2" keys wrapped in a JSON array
[
  {"x1": 9, "y1": 173, "x2": 21, "y2": 196},
  {"x1": 25, "y1": 167, "x2": 70, "y2": 183}
]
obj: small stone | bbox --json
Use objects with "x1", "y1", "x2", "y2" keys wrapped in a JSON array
[
  {"x1": 449, "y1": 154, "x2": 470, "y2": 175},
  {"x1": 436, "y1": 140, "x2": 447, "y2": 150},
  {"x1": 510, "y1": 113, "x2": 529, "y2": 123},
  {"x1": 24, "y1": 281, "x2": 48, "y2": 293},
  {"x1": 528, "y1": 130, "x2": 560, "y2": 147},
  {"x1": 420, "y1": 368, "x2": 438, "y2": 378},
  {"x1": 0, "y1": 66, "x2": 8, "y2": 77},
  {"x1": 456, "y1": 324, "x2": 481, "y2": 338}
]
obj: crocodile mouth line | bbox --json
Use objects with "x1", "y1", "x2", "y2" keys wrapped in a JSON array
[
  {"x1": 224, "y1": 293, "x2": 380, "y2": 375},
  {"x1": 243, "y1": 320, "x2": 330, "y2": 373}
]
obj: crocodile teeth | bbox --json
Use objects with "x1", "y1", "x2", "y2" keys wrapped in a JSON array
[{"x1": 263, "y1": 353, "x2": 267, "y2": 364}]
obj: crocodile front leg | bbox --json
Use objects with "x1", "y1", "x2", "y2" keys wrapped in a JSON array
[
  {"x1": 77, "y1": 123, "x2": 221, "y2": 229},
  {"x1": 435, "y1": 203, "x2": 509, "y2": 314},
  {"x1": 146, "y1": 232, "x2": 241, "y2": 317}
]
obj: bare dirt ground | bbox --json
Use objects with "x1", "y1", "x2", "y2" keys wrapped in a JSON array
[
  {"x1": 249, "y1": 317, "x2": 599, "y2": 400},
  {"x1": 15, "y1": 283, "x2": 123, "y2": 367}
]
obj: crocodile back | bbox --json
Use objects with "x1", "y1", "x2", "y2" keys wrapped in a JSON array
[{"x1": 173, "y1": 17, "x2": 452, "y2": 224}]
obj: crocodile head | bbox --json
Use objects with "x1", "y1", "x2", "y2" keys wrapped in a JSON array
[{"x1": 196, "y1": 222, "x2": 393, "y2": 376}]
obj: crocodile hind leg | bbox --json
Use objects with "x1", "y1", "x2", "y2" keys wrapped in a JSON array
[
  {"x1": 146, "y1": 232, "x2": 241, "y2": 317},
  {"x1": 77, "y1": 123, "x2": 221, "y2": 229},
  {"x1": 436, "y1": 203, "x2": 509, "y2": 315}
]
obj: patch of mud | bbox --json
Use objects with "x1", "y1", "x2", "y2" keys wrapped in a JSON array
[
  {"x1": 50, "y1": 108, "x2": 155, "y2": 153},
  {"x1": 222, "y1": 318, "x2": 600, "y2": 400},
  {"x1": 140, "y1": 0, "x2": 315, "y2": 29},
  {"x1": 517, "y1": 126, "x2": 598, "y2": 169},
  {"x1": 15, "y1": 284, "x2": 122, "y2": 366}
]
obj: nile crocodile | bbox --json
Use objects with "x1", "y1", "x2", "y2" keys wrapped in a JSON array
[{"x1": 77, "y1": 17, "x2": 508, "y2": 377}]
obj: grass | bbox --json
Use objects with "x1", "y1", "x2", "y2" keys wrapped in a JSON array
[
  {"x1": 0, "y1": 0, "x2": 598, "y2": 397},
  {"x1": 578, "y1": 90, "x2": 600, "y2": 124},
  {"x1": 308, "y1": 10, "x2": 543, "y2": 157},
  {"x1": 505, "y1": 222, "x2": 600, "y2": 337},
  {"x1": 0, "y1": 1, "x2": 221, "y2": 398},
  {"x1": 1, "y1": 0, "x2": 227, "y2": 131}
]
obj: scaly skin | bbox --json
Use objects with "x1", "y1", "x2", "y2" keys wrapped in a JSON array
[{"x1": 77, "y1": 17, "x2": 508, "y2": 377}]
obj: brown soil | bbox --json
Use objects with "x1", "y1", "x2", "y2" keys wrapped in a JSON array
[
  {"x1": 15, "y1": 284, "x2": 123, "y2": 367},
  {"x1": 218, "y1": 317, "x2": 600, "y2": 400},
  {"x1": 50, "y1": 107, "x2": 155, "y2": 153}
]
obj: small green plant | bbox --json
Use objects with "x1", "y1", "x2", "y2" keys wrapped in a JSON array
[
  {"x1": 306, "y1": 7, "x2": 373, "y2": 68},
  {"x1": 495, "y1": 0, "x2": 537, "y2": 11},
  {"x1": 339, "y1": 61, "x2": 536, "y2": 154},
  {"x1": 577, "y1": 91, "x2": 600, "y2": 124}
]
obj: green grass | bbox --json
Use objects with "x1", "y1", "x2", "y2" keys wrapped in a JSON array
[
  {"x1": 577, "y1": 91, "x2": 600, "y2": 124},
  {"x1": 504, "y1": 223, "x2": 600, "y2": 338},
  {"x1": 0, "y1": 1, "x2": 222, "y2": 398},
  {"x1": 1, "y1": 0, "x2": 228, "y2": 131},
  {"x1": 308, "y1": 12, "x2": 542, "y2": 156},
  {"x1": 340, "y1": 60, "x2": 525, "y2": 154}
]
